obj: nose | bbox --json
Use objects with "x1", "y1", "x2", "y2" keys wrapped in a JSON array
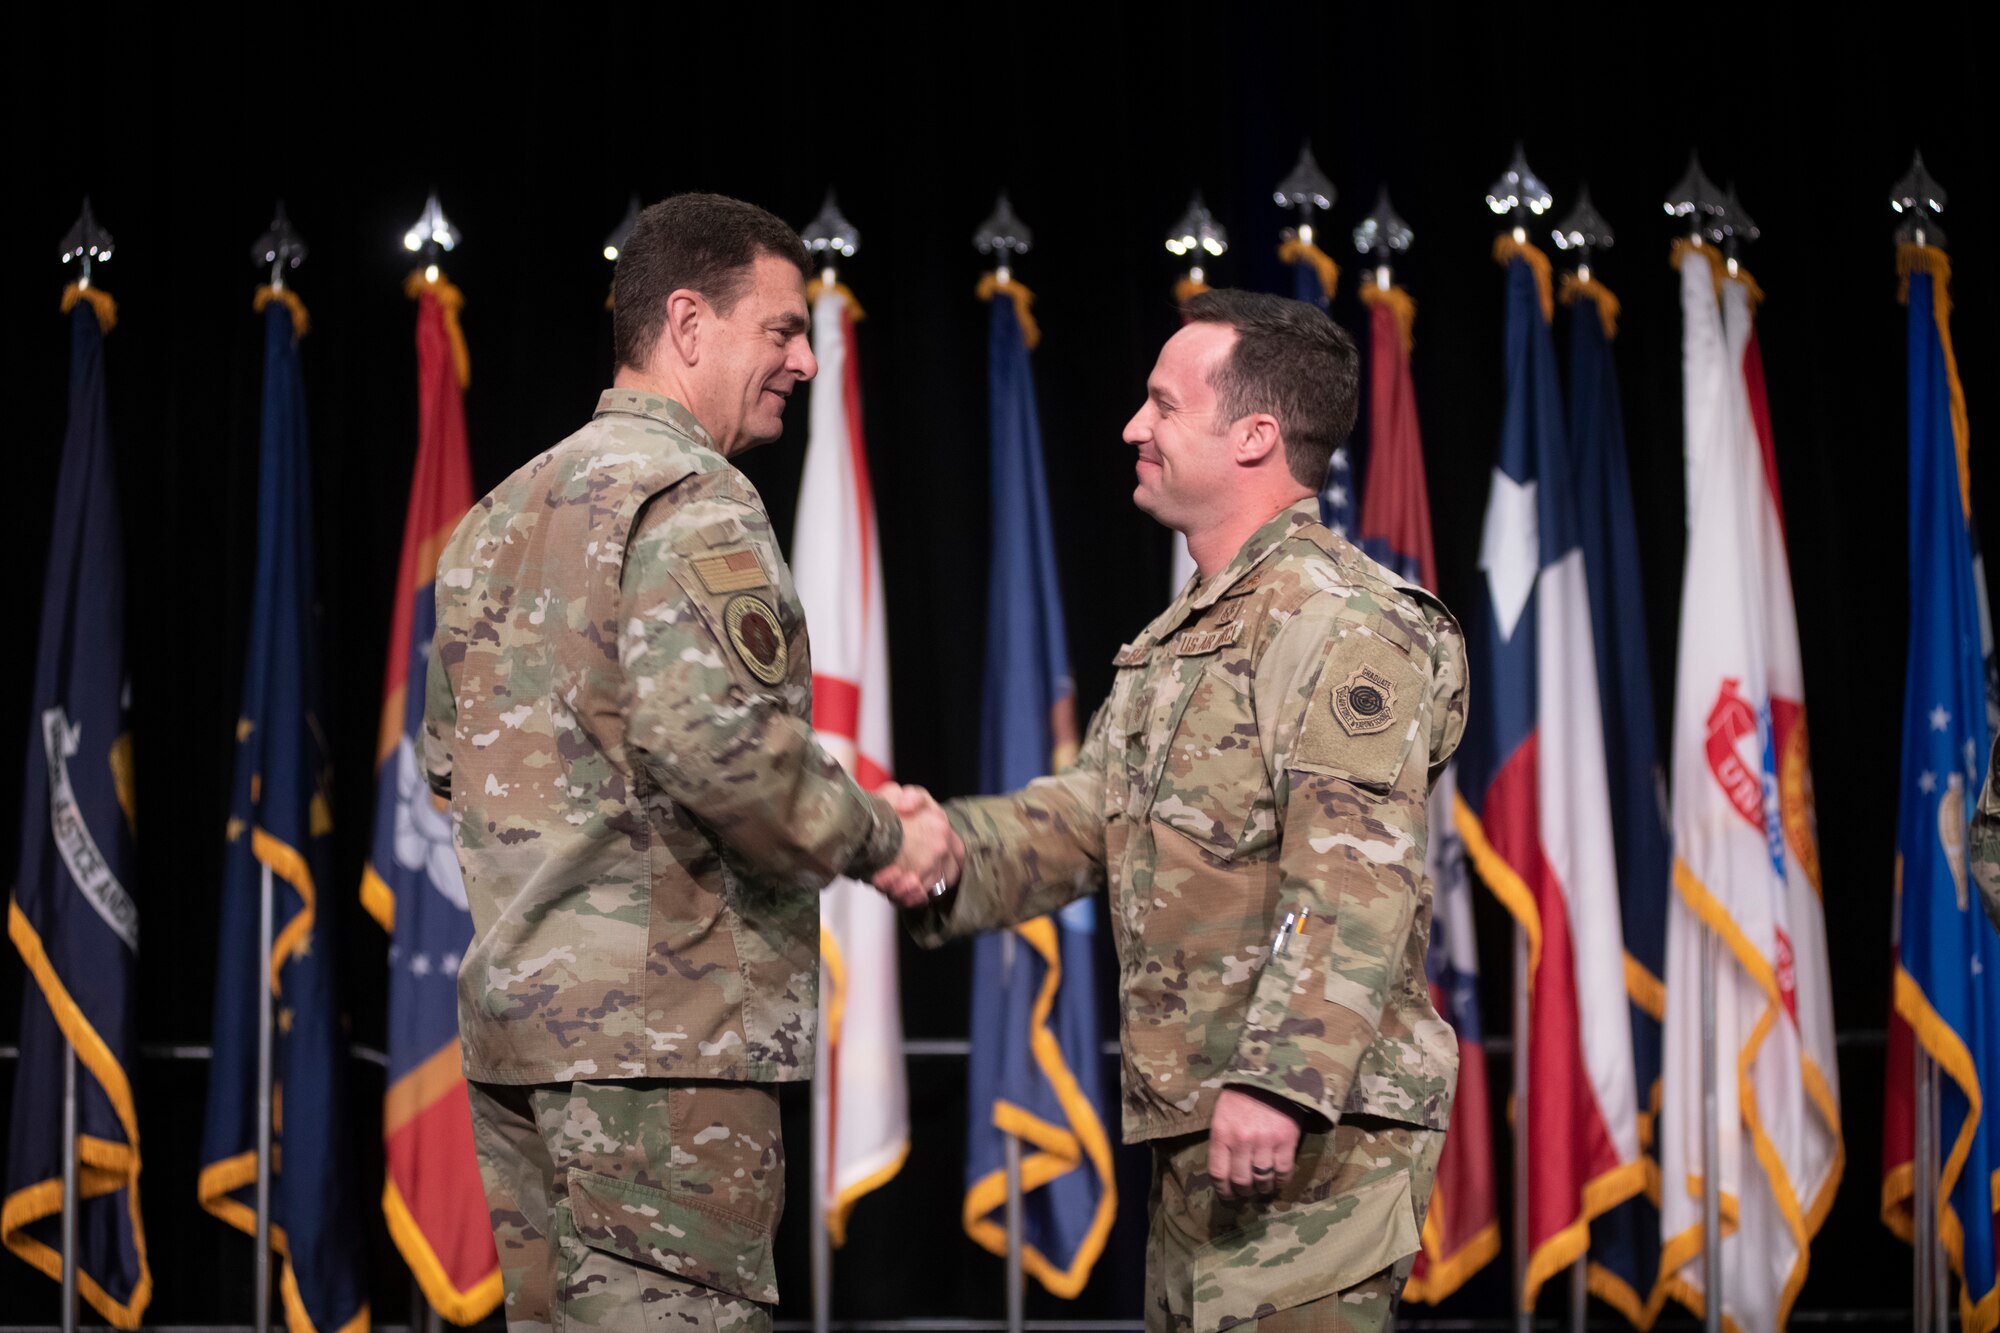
[
  {"x1": 1123, "y1": 403, "x2": 1152, "y2": 446},
  {"x1": 790, "y1": 336, "x2": 818, "y2": 383}
]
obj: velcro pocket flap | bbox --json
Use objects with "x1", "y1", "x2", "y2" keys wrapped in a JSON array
[
  {"x1": 1192, "y1": 1168, "x2": 1417, "y2": 1327},
  {"x1": 1290, "y1": 626, "x2": 1425, "y2": 792},
  {"x1": 566, "y1": 1167, "x2": 778, "y2": 1304}
]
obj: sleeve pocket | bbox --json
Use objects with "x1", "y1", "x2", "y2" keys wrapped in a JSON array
[
  {"x1": 1191, "y1": 1168, "x2": 1418, "y2": 1326},
  {"x1": 566, "y1": 1167, "x2": 779, "y2": 1305},
  {"x1": 1289, "y1": 630, "x2": 1426, "y2": 793}
]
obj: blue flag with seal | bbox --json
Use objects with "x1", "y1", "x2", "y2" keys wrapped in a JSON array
[
  {"x1": 963, "y1": 273, "x2": 1116, "y2": 1298},
  {"x1": 1890, "y1": 242, "x2": 2000, "y2": 1333},
  {"x1": 3, "y1": 286, "x2": 149, "y2": 1328},
  {"x1": 197, "y1": 289, "x2": 369, "y2": 1333},
  {"x1": 1276, "y1": 227, "x2": 1355, "y2": 538},
  {"x1": 1564, "y1": 274, "x2": 1670, "y2": 1328}
]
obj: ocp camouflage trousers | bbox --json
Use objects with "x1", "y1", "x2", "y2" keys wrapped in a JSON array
[
  {"x1": 1146, "y1": 1113, "x2": 1443, "y2": 1333},
  {"x1": 468, "y1": 1077, "x2": 783, "y2": 1333}
]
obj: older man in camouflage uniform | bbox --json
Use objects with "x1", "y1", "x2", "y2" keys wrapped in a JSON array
[
  {"x1": 1973, "y1": 747, "x2": 2000, "y2": 930},
  {"x1": 425, "y1": 193, "x2": 957, "y2": 1333},
  {"x1": 890, "y1": 291, "x2": 1467, "y2": 1332}
]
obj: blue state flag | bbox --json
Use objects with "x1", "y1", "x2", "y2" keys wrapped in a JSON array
[
  {"x1": 1892, "y1": 247, "x2": 2000, "y2": 1333},
  {"x1": 2, "y1": 291, "x2": 149, "y2": 1327},
  {"x1": 1566, "y1": 279, "x2": 1670, "y2": 1328},
  {"x1": 1277, "y1": 237, "x2": 1356, "y2": 538},
  {"x1": 197, "y1": 292, "x2": 369, "y2": 1333},
  {"x1": 964, "y1": 277, "x2": 1116, "y2": 1298}
]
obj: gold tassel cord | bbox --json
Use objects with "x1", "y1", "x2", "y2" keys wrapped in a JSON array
[
  {"x1": 1278, "y1": 238, "x2": 1340, "y2": 304},
  {"x1": 1359, "y1": 281, "x2": 1417, "y2": 352},
  {"x1": 806, "y1": 277, "x2": 867, "y2": 321},
  {"x1": 976, "y1": 272, "x2": 1040, "y2": 350},
  {"x1": 1559, "y1": 273, "x2": 1621, "y2": 340},
  {"x1": 1669, "y1": 238, "x2": 1726, "y2": 297},
  {"x1": 253, "y1": 286, "x2": 311, "y2": 338},
  {"x1": 404, "y1": 269, "x2": 472, "y2": 388},
  {"x1": 60, "y1": 283, "x2": 118, "y2": 334},
  {"x1": 1490, "y1": 235, "x2": 1554, "y2": 323},
  {"x1": 1899, "y1": 243, "x2": 1975, "y2": 524},
  {"x1": 1727, "y1": 264, "x2": 1766, "y2": 313}
]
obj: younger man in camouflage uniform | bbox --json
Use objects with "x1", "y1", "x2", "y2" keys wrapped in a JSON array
[
  {"x1": 425, "y1": 194, "x2": 958, "y2": 1332},
  {"x1": 888, "y1": 292, "x2": 1467, "y2": 1332}
]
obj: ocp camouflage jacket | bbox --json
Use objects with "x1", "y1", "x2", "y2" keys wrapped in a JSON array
[
  {"x1": 912, "y1": 499, "x2": 1467, "y2": 1143},
  {"x1": 425, "y1": 389, "x2": 900, "y2": 1086}
]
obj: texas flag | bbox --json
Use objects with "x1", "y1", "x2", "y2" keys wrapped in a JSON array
[
  {"x1": 1454, "y1": 239, "x2": 1642, "y2": 1314},
  {"x1": 795, "y1": 278, "x2": 909, "y2": 1245},
  {"x1": 1658, "y1": 242, "x2": 1841, "y2": 1333}
]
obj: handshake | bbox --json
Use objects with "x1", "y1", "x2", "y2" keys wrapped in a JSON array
[{"x1": 870, "y1": 783, "x2": 966, "y2": 908}]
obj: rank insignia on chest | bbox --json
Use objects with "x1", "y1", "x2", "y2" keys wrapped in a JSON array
[
  {"x1": 724, "y1": 595, "x2": 789, "y2": 684},
  {"x1": 1172, "y1": 620, "x2": 1243, "y2": 656},
  {"x1": 690, "y1": 548, "x2": 768, "y2": 593},
  {"x1": 1333, "y1": 663, "x2": 1398, "y2": 736}
]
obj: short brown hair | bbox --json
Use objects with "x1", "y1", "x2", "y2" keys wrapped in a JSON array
[
  {"x1": 612, "y1": 193, "x2": 811, "y2": 371},
  {"x1": 1180, "y1": 289, "x2": 1359, "y2": 489}
]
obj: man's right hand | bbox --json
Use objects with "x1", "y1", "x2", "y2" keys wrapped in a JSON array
[{"x1": 872, "y1": 783, "x2": 963, "y2": 908}]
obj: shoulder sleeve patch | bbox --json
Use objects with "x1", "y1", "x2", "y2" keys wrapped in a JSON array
[
  {"x1": 1291, "y1": 627, "x2": 1426, "y2": 790},
  {"x1": 688, "y1": 546, "x2": 770, "y2": 593}
]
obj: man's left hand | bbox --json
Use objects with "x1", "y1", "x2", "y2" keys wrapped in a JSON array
[{"x1": 1208, "y1": 1087, "x2": 1302, "y2": 1201}]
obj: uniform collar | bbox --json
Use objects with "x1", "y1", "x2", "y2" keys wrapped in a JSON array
[
  {"x1": 593, "y1": 388, "x2": 718, "y2": 452},
  {"x1": 1186, "y1": 497, "x2": 1326, "y2": 611},
  {"x1": 1137, "y1": 498, "x2": 1326, "y2": 649}
]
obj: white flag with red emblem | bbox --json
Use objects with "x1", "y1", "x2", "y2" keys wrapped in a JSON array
[
  {"x1": 1659, "y1": 244, "x2": 1842, "y2": 1333},
  {"x1": 796, "y1": 282, "x2": 908, "y2": 1244}
]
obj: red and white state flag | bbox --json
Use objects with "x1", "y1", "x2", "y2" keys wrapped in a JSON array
[{"x1": 796, "y1": 280, "x2": 909, "y2": 1244}]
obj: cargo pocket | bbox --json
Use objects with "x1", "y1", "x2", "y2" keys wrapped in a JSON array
[
  {"x1": 565, "y1": 1167, "x2": 779, "y2": 1305},
  {"x1": 1190, "y1": 1168, "x2": 1418, "y2": 1329}
]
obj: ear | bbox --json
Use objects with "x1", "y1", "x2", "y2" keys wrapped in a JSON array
[
  {"x1": 1234, "y1": 413, "x2": 1284, "y2": 467},
  {"x1": 662, "y1": 289, "x2": 705, "y2": 365}
]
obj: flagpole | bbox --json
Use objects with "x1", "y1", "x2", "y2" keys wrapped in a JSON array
[
  {"x1": 60, "y1": 1044, "x2": 78, "y2": 1333},
  {"x1": 1699, "y1": 926, "x2": 1721, "y2": 1333},
  {"x1": 812, "y1": 1064, "x2": 832, "y2": 1333},
  {"x1": 1513, "y1": 928, "x2": 1531, "y2": 1333},
  {"x1": 256, "y1": 859, "x2": 275, "y2": 1333},
  {"x1": 1914, "y1": 1050, "x2": 1935, "y2": 1331}
]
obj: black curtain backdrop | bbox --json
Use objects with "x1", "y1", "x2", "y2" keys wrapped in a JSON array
[{"x1": 3, "y1": 4, "x2": 1995, "y2": 1326}]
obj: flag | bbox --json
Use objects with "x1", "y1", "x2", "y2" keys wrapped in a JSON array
[
  {"x1": 1454, "y1": 239, "x2": 1642, "y2": 1314},
  {"x1": 1277, "y1": 234, "x2": 1356, "y2": 538},
  {"x1": 1882, "y1": 242, "x2": 2000, "y2": 1331},
  {"x1": 963, "y1": 274, "x2": 1116, "y2": 1297},
  {"x1": 1565, "y1": 274, "x2": 1671, "y2": 1327},
  {"x1": 2, "y1": 287, "x2": 149, "y2": 1327},
  {"x1": 1658, "y1": 243, "x2": 1841, "y2": 1332},
  {"x1": 359, "y1": 271, "x2": 495, "y2": 1322},
  {"x1": 1352, "y1": 280, "x2": 1498, "y2": 1305},
  {"x1": 199, "y1": 288, "x2": 369, "y2": 1333},
  {"x1": 796, "y1": 279, "x2": 908, "y2": 1244}
]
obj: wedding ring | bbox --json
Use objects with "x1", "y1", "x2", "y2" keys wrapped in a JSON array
[{"x1": 929, "y1": 878, "x2": 950, "y2": 900}]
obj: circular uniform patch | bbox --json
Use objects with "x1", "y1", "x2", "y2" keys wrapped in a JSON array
[
  {"x1": 724, "y1": 595, "x2": 789, "y2": 686},
  {"x1": 1333, "y1": 664, "x2": 1398, "y2": 737}
]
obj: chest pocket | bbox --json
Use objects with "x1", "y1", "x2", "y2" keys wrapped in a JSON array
[{"x1": 1145, "y1": 624, "x2": 1275, "y2": 860}]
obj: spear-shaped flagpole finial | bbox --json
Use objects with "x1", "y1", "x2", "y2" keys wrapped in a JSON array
[
  {"x1": 1352, "y1": 186, "x2": 1412, "y2": 288},
  {"x1": 802, "y1": 190, "x2": 862, "y2": 285},
  {"x1": 1166, "y1": 191, "x2": 1228, "y2": 286},
  {"x1": 1486, "y1": 142, "x2": 1552, "y2": 240},
  {"x1": 603, "y1": 194, "x2": 640, "y2": 263},
  {"x1": 1716, "y1": 182, "x2": 1760, "y2": 267},
  {"x1": 974, "y1": 192, "x2": 1032, "y2": 282},
  {"x1": 59, "y1": 197, "x2": 115, "y2": 289},
  {"x1": 1891, "y1": 151, "x2": 1949, "y2": 250},
  {"x1": 252, "y1": 202, "x2": 308, "y2": 292},
  {"x1": 1664, "y1": 151, "x2": 1727, "y2": 244},
  {"x1": 1552, "y1": 185, "x2": 1613, "y2": 280},
  {"x1": 1275, "y1": 141, "x2": 1336, "y2": 247},
  {"x1": 402, "y1": 190, "x2": 461, "y2": 280}
]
